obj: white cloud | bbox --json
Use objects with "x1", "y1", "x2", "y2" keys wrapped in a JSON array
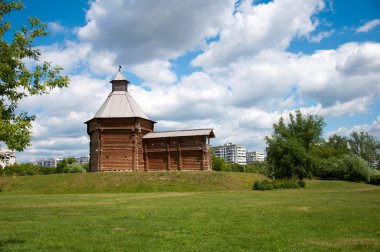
[
  {"x1": 37, "y1": 41, "x2": 92, "y2": 74},
  {"x1": 308, "y1": 29, "x2": 335, "y2": 43},
  {"x1": 300, "y1": 97, "x2": 373, "y2": 117},
  {"x1": 356, "y1": 19, "x2": 380, "y2": 33},
  {"x1": 328, "y1": 116, "x2": 380, "y2": 139},
  {"x1": 78, "y1": 0, "x2": 234, "y2": 65},
  {"x1": 130, "y1": 60, "x2": 177, "y2": 85},
  {"x1": 295, "y1": 42, "x2": 380, "y2": 105},
  {"x1": 48, "y1": 22, "x2": 66, "y2": 34},
  {"x1": 192, "y1": 0, "x2": 324, "y2": 69}
]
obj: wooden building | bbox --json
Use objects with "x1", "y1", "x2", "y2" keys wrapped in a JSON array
[{"x1": 85, "y1": 70, "x2": 215, "y2": 172}]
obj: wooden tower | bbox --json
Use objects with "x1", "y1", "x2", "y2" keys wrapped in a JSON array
[
  {"x1": 85, "y1": 69, "x2": 155, "y2": 172},
  {"x1": 85, "y1": 69, "x2": 215, "y2": 172}
]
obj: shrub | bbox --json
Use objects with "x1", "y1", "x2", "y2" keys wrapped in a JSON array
[
  {"x1": 81, "y1": 163, "x2": 89, "y2": 172},
  {"x1": 253, "y1": 179, "x2": 306, "y2": 190},
  {"x1": 56, "y1": 157, "x2": 77, "y2": 173},
  {"x1": 341, "y1": 154, "x2": 371, "y2": 182},
  {"x1": 312, "y1": 154, "x2": 371, "y2": 182},
  {"x1": 253, "y1": 179, "x2": 273, "y2": 190},
  {"x1": 39, "y1": 166, "x2": 56, "y2": 175},
  {"x1": 63, "y1": 163, "x2": 86, "y2": 173},
  {"x1": 227, "y1": 163, "x2": 245, "y2": 172},
  {"x1": 368, "y1": 174, "x2": 380, "y2": 185},
  {"x1": 212, "y1": 156, "x2": 227, "y2": 171},
  {"x1": 245, "y1": 161, "x2": 271, "y2": 176},
  {"x1": 3, "y1": 163, "x2": 41, "y2": 176},
  {"x1": 298, "y1": 180, "x2": 306, "y2": 188}
]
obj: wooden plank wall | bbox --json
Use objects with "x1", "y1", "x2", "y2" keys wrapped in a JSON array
[
  {"x1": 144, "y1": 136, "x2": 211, "y2": 171},
  {"x1": 88, "y1": 118, "x2": 212, "y2": 171},
  {"x1": 89, "y1": 131, "x2": 100, "y2": 172}
]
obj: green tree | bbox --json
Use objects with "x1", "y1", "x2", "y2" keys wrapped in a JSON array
[
  {"x1": 327, "y1": 134, "x2": 350, "y2": 156},
  {"x1": 212, "y1": 154, "x2": 227, "y2": 171},
  {"x1": 63, "y1": 163, "x2": 86, "y2": 173},
  {"x1": 56, "y1": 157, "x2": 77, "y2": 173},
  {"x1": 348, "y1": 132, "x2": 380, "y2": 168},
  {"x1": 0, "y1": 1, "x2": 69, "y2": 152},
  {"x1": 265, "y1": 110, "x2": 325, "y2": 179}
]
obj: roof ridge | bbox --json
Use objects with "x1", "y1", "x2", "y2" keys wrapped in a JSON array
[{"x1": 152, "y1": 128, "x2": 213, "y2": 133}]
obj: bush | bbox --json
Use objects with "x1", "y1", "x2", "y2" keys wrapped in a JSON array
[
  {"x1": 56, "y1": 157, "x2": 77, "y2": 173},
  {"x1": 341, "y1": 154, "x2": 371, "y2": 182},
  {"x1": 245, "y1": 161, "x2": 271, "y2": 176},
  {"x1": 227, "y1": 163, "x2": 245, "y2": 172},
  {"x1": 297, "y1": 180, "x2": 306, "y2": 188},
  {"x1": 312, "y1": 154, "x2": 371, "y2": 182},
  {"x1": 3, "y1": 163, "x2": 41, "y2": 176},
  {"x1": 253, "y1": 179, "x2": 306, "y2": 190},
  {"x1": 368, "y1": 174, "x2": 380, "y2": 185},
  {"x1": 212, "y1": 156, "x2": 227, "y2": 171},
  {"x1": 63, "y1": 163, "x2": 86, "y2": 173},
  {"x1": 312, "y1": 156, "x2": 346, "y2": 180},
  {"x1": 39, "y1": 166, "x2": 56, "y2": 175},
  {"x1": 253, "y1": 179, "x2": 273, "y2": 190},
  {"x1": 81, "y1": 163, "x2": 89, "y2": 172}
]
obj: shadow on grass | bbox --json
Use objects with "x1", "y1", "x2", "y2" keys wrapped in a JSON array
[{"x1": 0, "y1": 238, "x2": 26, "y2": 249}]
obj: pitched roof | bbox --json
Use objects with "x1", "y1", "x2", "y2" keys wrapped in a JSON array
[
  {"x1": 94, "y1": 91, "x2": 149, "y2": 119},
  {"x1": 89, "y1": 69, "x2": 151, "y2": 120},
  {"x1": 112, "y1": 70, "x2": 128, "y2": 81},
  {"x1": 143, "y1": 129, "x2": 215, "y2": 139}
]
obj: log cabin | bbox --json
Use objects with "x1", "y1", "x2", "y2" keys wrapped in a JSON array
[{"x1": 85, "y1": 69, "x2": 215, "y2": 172}]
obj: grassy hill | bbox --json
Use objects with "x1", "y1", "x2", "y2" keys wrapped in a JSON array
[
  {"x1": 0, "y1": 171, "x2": 266, "y2": 194},
  {"x1": 0, "y1": 174, "x2": 379, "y2": 251}
]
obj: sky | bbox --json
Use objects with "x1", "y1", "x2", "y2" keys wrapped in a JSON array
[{"x1": 3, "y1": 0, "x2": 380, "y2": 163}]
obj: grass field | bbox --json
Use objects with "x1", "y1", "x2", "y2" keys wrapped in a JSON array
[{"x1": 0, "y1": 172, "x2": 379, "y2": 251}]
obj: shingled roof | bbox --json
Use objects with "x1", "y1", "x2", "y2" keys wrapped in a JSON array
[
  {"x1": 92, "y1": 70, "x2": 149, "y2": 120},
  {"x1": 143, "y1": 129, "x2": 215, "y2": 139}
]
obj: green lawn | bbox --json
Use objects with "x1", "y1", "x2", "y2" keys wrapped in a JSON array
[{"x1": 0, "y1": 173, "x2": 379, "y2": 251}]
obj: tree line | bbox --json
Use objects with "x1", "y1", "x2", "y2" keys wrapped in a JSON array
[
  {"x1": 0, "y1": 157, "x2": 88, "y2": 176},
  {"x1": 213, "y1": 110, "x2": 380, "y2": 183}
]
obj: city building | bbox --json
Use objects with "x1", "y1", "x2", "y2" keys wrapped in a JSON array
[
  {"x1": 76, "y1": 156, "x2": 89, "y2": 165},
  {"x1": 85, "y1": 69, "x2": 215, "y2": 172},
  {"x1": 213, "y1": 143, "x2": 247, "y2": 165},
  {"x1": 0, "y1": 149, "x2": 16, "y2": 168},
  {"x1": 246, "y1": 151, "x2": 265, "y2": 163},
  {"x1": 36, "y1": 156, "x2": 89, "y2": 167},
  {"x1": 36, "y1": 158, "x2": 63, "y2": 167}
]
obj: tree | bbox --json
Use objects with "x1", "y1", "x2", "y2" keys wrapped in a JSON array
[
  {"x1": 56, "y1": 157, "x2": 77, "y2": 173},
  {"x1": 212, "y1": 155, "x2": 227, "y2": 171},
  {"x1": 265, "y1": 110, "x2": 325, "y2": 179},
  {"x1": 0, "y1": 1, "x2": 69, "y2": 152},
  {"x1": 348, "y1": 132, "x2": 380, "y2": 168},
  {"x1": 327, "y1": 134, "x2": 350, "y2": 155}
]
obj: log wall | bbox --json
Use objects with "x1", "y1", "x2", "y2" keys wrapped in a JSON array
[{"x1": 87, "y1": 118, "x2": 212, "y2": 171}]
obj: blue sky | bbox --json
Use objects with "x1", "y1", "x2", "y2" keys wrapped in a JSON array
[{"x1": 4, "y1": 0, "x2": 380, "y2": 162}]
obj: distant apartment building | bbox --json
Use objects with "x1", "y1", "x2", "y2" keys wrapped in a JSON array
[
  {"x1": 76, "y1": 156, "x2": 89, "y2": 165},
  {"x1": 0, "y1": 149, "x2": 16, "y2": 169},
  {"x1": 213, "y1": 143, "x2": 247, "y2": 165},
  {"x1": 37, "y1": 158, "x2": 63, "y2": 167},
  {"x1": 36, "y1": 156, "x2": 89, "y2": 167},
  {"x1": 246, "y1": 151, "x2": 265, "y2": 163}
]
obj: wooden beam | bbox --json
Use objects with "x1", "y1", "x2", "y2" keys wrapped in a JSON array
[
  {"x1": 144, "y1": 143, "x2": 148, "y2": 171},
  {"x1": 132, "y1": 134, "x2": 137, "y2": 171},
  {"x1": 167, "y1": 142, "x2": 170, "y2": 171},
  {"x1": 201, "y1": 137, "x2": 205, "y2": 170},
  {"x1": 98, "y1": 130, "x2": 102, "y2": 171},
  {"x1": 178, "y1": 140, "x2": 182, "y2": 170}
]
